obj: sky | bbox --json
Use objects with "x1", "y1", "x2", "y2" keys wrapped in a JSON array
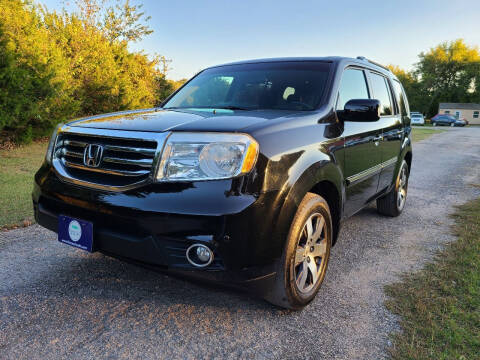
[{"x1": 39, "y1": 0, "x2": 480, "y2": 80}]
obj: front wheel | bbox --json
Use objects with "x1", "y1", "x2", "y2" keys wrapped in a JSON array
[
  {"x1": 265, "y1": 193, "x2": 332, "y2": 309},
  {"x1": 377, "y1": 160, "x2": 409, "y2": 217}
]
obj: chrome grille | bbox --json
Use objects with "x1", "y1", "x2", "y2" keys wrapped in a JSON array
[{"x1": 52, "y1": 128, "x2": 168, "y2": 191}]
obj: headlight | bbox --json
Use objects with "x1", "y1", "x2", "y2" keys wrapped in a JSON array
[
  {"x1": 156, "y1": 132, "x2": 259, "y2": 182},
  {"x1": 45, "y1": 123, "x2": 63, "y2": 165}
]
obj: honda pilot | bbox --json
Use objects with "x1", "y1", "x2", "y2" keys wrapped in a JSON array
[{"x1": 33, "y1": 56, "x2": 412, "y2": 309}]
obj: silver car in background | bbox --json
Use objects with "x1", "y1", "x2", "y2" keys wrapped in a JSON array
[{"x1": 411, "y1": 112, "x2": 425, "y2": 125}]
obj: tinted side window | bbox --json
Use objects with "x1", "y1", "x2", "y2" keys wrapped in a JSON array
[
  {"x1": 370, "y1": 72, "x2": 393, "y2": 115},
  {"x1": 392, "y1": 79, "x2": 409, "y2": 116},
  {"x1": 336, "y1": 68, "x2": 369, "y2": 110}
]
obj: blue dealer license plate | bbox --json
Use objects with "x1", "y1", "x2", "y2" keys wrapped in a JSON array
[{"x1": 58, "y1": 215, "x2": 93, "y2": 252}]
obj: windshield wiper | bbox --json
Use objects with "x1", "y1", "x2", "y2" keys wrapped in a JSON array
[
  {"x1": 163, "y1": 105, "x2": 254, "y2": 111},
  {"x1": 211, "y1": 105, "x2": 253, "y2": 111}
]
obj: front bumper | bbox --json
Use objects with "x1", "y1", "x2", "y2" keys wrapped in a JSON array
[{"x1": 33, "y1": 163, "x2": 283, "y2": 293}]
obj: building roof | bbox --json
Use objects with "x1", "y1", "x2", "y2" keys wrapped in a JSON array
[{"x1": 439, "y1": 103, "x2": 480, "y2": 110}]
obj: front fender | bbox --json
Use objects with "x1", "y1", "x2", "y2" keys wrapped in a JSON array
[{"x1": 262, "y1": 147, "x2": 344, "y2": 260}]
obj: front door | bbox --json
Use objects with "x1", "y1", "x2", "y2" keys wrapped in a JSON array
[{"x1": 336, "y1": 67, "x2": 382, "y2": 217}]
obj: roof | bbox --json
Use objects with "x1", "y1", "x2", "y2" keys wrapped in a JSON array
[
  {"x1": 439, "y1": 103, "x2": 480, "y2": 110},
  {"x1": 207, "y1": 56, "x2": 392, "y2": 75}
]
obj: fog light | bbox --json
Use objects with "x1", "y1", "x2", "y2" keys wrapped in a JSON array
[
  {"x1": 186, "y1": 244, "x2": 214, "y2": 268},
  {"x1": 196, "y1": 246, "x2": 211, "y2": 262}
]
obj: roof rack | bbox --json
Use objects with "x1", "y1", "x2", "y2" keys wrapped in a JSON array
[{"x1": 356, "y1": 56, "x2": 391, "y2": 72}]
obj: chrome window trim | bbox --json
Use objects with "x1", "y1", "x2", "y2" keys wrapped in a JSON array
[
  {"x1": 52, "y1": 126, "x2": 170, "y2": 192},
  {"x1": 346, "y1": 156, "x2": 397, "y2": 186}
]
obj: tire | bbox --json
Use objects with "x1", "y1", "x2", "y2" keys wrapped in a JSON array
[
  {"x1": 377, "y1": 160, "x2": 409, "y2": 217},
  {"x1": 264, "y1": 193, "x2": 332, "y2": 309}
]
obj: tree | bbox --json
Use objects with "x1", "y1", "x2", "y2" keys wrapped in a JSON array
[
  {"x1": 388, "y1": 65, "x2": 429, "y2": 114},
  {"x1": 390, "y1": 39, "x2": 480, "y2": 117},
  {"x1": 0, "y1": 0, "x2": 76, "y2": 140},
  {"x1": 74, "y1": 0, "x2": 153, "y2": 43},
  {"x1": 103, "y1": 0, "x2": 152, "y2": 42},
  {"x1": 0, "y1": 0, "x2": 168, "y2": 141},
  {"x1": 417, "y1": 39, "x2": 480, "y2": 116},
  {"x1": 154, "y1": 75, "x2": 174, "y2": 106}
]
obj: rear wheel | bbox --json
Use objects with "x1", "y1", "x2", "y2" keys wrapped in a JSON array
[
  {"x1": 377, "y1": 160, "x2": 409, "y2": 217},
  {"x1": 265, "y1": 193, "x2": 332, "y2": 309}
]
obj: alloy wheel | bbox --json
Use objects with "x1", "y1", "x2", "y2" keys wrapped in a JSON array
[
  {"x1": 294, "y1": 213, "x2": 328, "y2": 294},
  {"x1": 397, "y1": 165, "x2": 408, "y2": 211}
]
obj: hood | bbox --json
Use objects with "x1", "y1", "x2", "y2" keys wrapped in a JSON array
[{"x1": 67, "y1": 108, "x2": 304, "y2": 133}]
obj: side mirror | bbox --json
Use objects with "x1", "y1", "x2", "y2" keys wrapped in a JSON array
[{"x1": 338, "y1": 99, "x2": 380, "y2": 122}]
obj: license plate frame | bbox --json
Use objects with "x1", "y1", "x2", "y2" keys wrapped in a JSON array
[{"x1": 58, "y1": 215, "x2": 93, "y2": 252}]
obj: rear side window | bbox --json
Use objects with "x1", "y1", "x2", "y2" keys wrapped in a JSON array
[
  {"x1": 392, "y1": 79, "x2": 409, "y2": 116},
  {"x1": 336, "y1": 68, "x2": 369, "y2": 110},
  {"x1": 369, "y1": 72, "x2": 393, "y2": 116}
]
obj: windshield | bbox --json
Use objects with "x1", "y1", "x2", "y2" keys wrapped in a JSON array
[{"x1": 163, "y1": 61, "x2": 332, "y2": 111}]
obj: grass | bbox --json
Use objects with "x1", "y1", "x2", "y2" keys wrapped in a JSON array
[
  {"x1": 0, "y1": 141, "x2": 47, "y2": 229},
  {"x1": 411, "y1": 127, "x2": 445, "y2": 142},
  {"x1": 385, "y1": 197, "x2": 480, "y2": 359}
]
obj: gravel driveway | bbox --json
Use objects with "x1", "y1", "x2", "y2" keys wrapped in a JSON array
[{"x1": 1, "y1": 127, "x2": 480, "y2": 360}]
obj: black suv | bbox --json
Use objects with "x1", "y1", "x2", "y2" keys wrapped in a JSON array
[{"x1": 34, "y1": 57, "x2": 412, "y2": 309}]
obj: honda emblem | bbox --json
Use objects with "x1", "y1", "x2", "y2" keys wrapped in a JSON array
[{"x1": 83, "y1": 144, "x2": 104, "y2": 168}]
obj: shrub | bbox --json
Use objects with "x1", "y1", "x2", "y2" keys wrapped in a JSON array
[{"x1": 0, "y1": 0, "x2": 168, "y2": 140}]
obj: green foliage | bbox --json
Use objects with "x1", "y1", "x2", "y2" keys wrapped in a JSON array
[
  {"x1": 74, "y1": 0, "x2": 153, "y2": 43},
  {"x1": 385, "y1": 197, "x2": 480, "y2": 359},
  {"x1": 388, "y1": 65, "x2": 429, "y2": 115},
  {"x1": 418, "y1": 39, "x2": 480, "y2": 116},
  {"x1": 171, "y1": 78, "x2": 188, "y2": 90},
  {"x1": 154, "y1": 74, "x2": 175, "y2": 106},
  {"x1": 0, "y1": 0, "x2": 170, "y2": 139},
  {"x1": 154, "y1": 77, "x2": 188, "y2": 106},
  {"x1": 0, "y1": 0, "x2": 72, "y2": 135},
  {"x1": 390, "y1": 39, "x2": 480, "y2": 117},
  {"x1": 102, "y1": 0, "x2": 153, "y2": 42},
  {"x1": 16, "y1": 124, "x2": 33, "y2": 144}
]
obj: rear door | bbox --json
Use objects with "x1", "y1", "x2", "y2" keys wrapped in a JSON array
[
  {"x1": 369, "y1": 73, "x2": 404, "y2": 192},
  {"x1": 338, "y1": 67, "x2": 382, "y2": 217}
]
